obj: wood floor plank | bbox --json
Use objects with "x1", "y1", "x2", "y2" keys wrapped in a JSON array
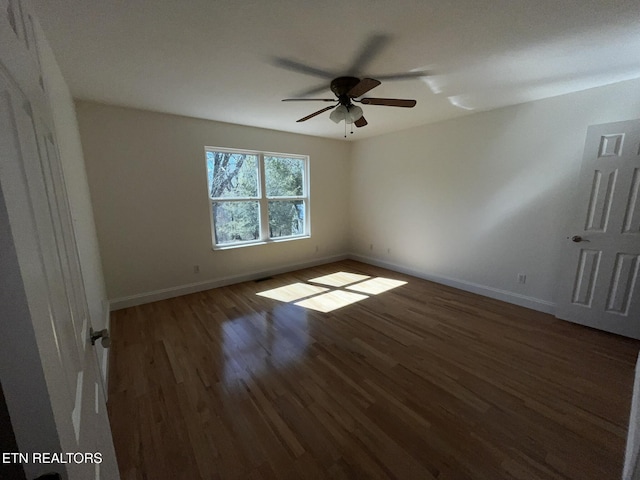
[{"x1": 108, "y1": 260, "x2": 640, "y2": 479}]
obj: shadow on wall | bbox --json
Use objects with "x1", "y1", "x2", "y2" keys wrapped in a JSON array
[{"x1": 477, "y1": 156, "x2": 574, "y2": 236}]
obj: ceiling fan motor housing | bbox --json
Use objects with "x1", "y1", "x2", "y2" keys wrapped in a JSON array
[{"x1": 331, "y1": 76, "x2": 360, "y2": 105}]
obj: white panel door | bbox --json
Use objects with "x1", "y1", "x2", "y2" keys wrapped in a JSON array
[
  {"x1": 31, "y1": 106, "x2": 120, "y2": 480},
  {"x1": 557, "y1": 119, "x2": 640, "y2": 338},
  {"x1": 1, "y1": 1, "x2": 119, "y2": 478}
]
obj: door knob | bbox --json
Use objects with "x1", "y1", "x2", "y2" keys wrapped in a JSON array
[
  {"x1": 569, "y1": 235, "x2": 589, "y2": 243},
  {"x1": 90, "y1": 327, "x2": 110, "y2": 348}
]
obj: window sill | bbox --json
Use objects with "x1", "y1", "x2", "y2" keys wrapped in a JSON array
[{"x1": 213, "y1": 235, "x2": 310, "y2": 251}]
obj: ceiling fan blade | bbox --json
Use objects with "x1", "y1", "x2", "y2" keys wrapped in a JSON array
[
  {"x1": 354, "y1": 116, "x2": 368, "y2": 128},
  {"x1": 372, "y1": 71, "x2": 429, "y2": 80},
  {"x1": 296, "y1": 105, "x2": 337, "y2": 122},
  {"x1": 282, "y1": 98, "x2": 335, "y2": 102},
  {"x1": 272, "y1": 57, "x2": 337, "y2": 79},
  {"x1": 348, "y1": 78, "x2": 381, "y2": 98},
  {"x1": 347, "y1": 34, "x2": 391, "y2": 75},
  {"x1": 360, "y1": 98, "x2": 417, "y2": 107}
]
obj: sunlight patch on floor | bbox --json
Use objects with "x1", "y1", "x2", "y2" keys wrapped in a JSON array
[
  {"x1": 308, "y1": 271, "x2": 370, "y2": 287},
  {"x1": 256, "y1": 271, "x2": 408, "y2": 313},
  {"x1": 256, "y1": 282, "x2": 328, "y2": 302},
  {"x1": 346, "y1": 277, "x2": 407, "y2": 295}
]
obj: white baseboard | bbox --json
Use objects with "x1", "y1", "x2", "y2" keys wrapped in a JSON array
[
  {"x1": 109, "y1": 253, "x2": 349, "y2": 310},
  {"x1": 109, "y1": 252, "x2": 555, "y2": 315},
  {"x1": 348, "y1": 253, "x2": 556, "y2": 315}
]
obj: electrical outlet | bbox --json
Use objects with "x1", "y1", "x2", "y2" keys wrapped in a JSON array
[
  {"x1": 315, "y1": 245, "x2": 319, "y2": 253},
  {"x1": 369, "y1": 243, "x2": 373, "y2": 251},
  {"x1": 387, "y1": 248, "x2": 391, "y2": 254},
  {"x1": 517, "y1": 273, "x2": 526, "y2": 284},
  {"x1": 194, "y1": 265, "x2": 200, "y2": 274}
]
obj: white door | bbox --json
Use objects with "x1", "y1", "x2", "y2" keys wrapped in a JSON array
[
  {"x1": 556, "y1": 119, "x2": 640, "y2": 338},
  {"x1": 0, "y1": 1, "x2": 119, "y2": 478}
]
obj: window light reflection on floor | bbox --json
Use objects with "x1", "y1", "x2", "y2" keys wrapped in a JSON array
[
  {"x1": 308, "y1": 271, "x2": 370, "y2": 287},
  {"x1": 346, "y1": 277, "x2": 407, "y2": 295},
  {"x1": 256, "y1": 282, "x2": 328, "y2": 302},
  {"x1": 257, "y1": 272, "x2": 408, "y2": 313}
]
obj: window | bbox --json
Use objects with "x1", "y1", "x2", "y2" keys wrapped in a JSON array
[{"x1": 205, "y1": 147, "x2": 309, "y2": 248}]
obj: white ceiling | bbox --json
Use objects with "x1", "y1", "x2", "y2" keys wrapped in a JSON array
[{"x1": 32, "y1": 0, "x2": 640, "y2": 141}]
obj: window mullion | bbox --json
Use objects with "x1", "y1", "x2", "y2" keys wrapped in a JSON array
[{"x1": 258, "y1": 153, "x2": 269, "y2": 240}]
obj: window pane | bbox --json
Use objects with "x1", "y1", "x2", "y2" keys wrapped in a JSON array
[
  {"x1": 269, "y1": 200, "x2": 305, "y2": 238},
  {"x1": 207, "y1": 151, "x2": 258, "y2": 199},
  {"x1": 264, "y1": 156, "x2": 304, "y2": 197},
  {"x1": 212, "y1": 201, "x2": 260, "y2": 245}
]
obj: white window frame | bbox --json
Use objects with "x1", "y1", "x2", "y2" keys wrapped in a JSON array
[{"x1": 205, "y1": 146, "x2": 310, "y2": 250}]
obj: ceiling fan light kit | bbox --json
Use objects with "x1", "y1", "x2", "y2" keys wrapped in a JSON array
[{"x1": 330, "y1": 104, "x2": 363, "y2": 124}]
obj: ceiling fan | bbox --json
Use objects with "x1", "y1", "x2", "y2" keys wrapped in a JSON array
[
  {"x1": 275, "y1": 34, "x2": 427, "y2": 133},
  {"x1": 282, "y1": 76, "x2": 416, "y2": 128}
]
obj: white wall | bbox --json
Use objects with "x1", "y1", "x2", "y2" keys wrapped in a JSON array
[
  {"x1": 349, "y1": 78, "x2": 640, "y2": 311},
  {"x1": 75, "y1": 102, "x2": 351, "y2": 306}
]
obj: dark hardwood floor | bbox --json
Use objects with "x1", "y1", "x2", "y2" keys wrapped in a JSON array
[{"x1": 108, "y1": 260, "x2": 640, "y2": 479}]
